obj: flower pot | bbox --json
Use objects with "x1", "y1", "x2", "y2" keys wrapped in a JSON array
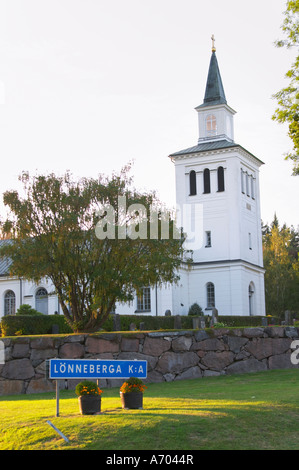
[
  {"x1": 78, "y1": 395, "x2": 101, "y2": 415},
  {"x1": 120, "y1": 391, "x2": 143, "y2": 410}
]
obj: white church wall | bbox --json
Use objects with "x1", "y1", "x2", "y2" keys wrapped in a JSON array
[
  {"x1": 0, "y1": 276, "x2": 62, "y2": 318},
  {"x1": 0, "y1": 277, "x2": 21, "y2": 318}
]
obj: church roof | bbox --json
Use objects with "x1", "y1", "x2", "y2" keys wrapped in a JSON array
[
  {"x1": 196, "y1": 51, "x2": 227, "y2": 109},
  {"x1": 168, "y1": 139, "x2": 264, "y2": 164},
  {"x1": 0, "y1": 240, "x2": 13, "y2": 276},
  {"x1": 169, "y1": 139, "x2": 236, "y2": 157}
]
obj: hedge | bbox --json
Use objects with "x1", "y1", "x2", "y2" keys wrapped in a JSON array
[
  {"x1": 102, "y1": 314, "x2": 194, "y2": 331},
  {"x1": 0, "y1": 315, "x2": 73, "y2": 336},
  {"x1": 103, "y1": 314, "x2": 272, "y2": 331},
  {"x1": 0, "y1": 313, "x2": 277, "y2": 337}
]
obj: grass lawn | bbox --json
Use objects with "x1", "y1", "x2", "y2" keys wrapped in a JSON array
[{"x1": 1, "y1": 369, "x2": 299, "y2": 450}]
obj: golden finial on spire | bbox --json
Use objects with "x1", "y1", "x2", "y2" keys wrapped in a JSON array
[{"x1": 211, "y1": 34, "x2": 216, "y2": 52}]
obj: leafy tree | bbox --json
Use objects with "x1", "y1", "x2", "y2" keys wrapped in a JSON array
[
  {"x1": 0, "y1": 166, "x2": 184, "y2": 332},
  {"x1": 272, "y1": 0, "x2": 299, "y2": 174},
  {"x1": 263, "y1": 216, "x2": 299, "y2": 316}
]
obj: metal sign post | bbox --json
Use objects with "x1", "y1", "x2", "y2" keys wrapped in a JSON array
[
  {"x1": 46, "y1": 359, "x2": 147, "y2": 417},
  {"x1": 56, "y1": 380, "x2": 59, "y2": 417},
  {"x1": 49, "y1": 358, "x2": 147, "y2": 380}
]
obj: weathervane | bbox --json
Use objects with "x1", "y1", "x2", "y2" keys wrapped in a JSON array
[{"x1": 211, "y1": 34, "x2": 216, "y2": 52}]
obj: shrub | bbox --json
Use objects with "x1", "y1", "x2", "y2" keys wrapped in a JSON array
[
  {"x1": 16, "y1": 304, "x2": 43, "y2": 316},
  {"x1": 188, "y1": 303, "x2": 203, "y2": 316}
]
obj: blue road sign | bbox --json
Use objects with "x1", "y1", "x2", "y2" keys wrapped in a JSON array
[{"x1": 49, "y1": 359, "x2": 147, "y2": 380}]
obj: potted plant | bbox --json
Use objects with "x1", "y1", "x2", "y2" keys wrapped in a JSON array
[
  {"x1": 120, "y1": 377, "x2": 147, "y2": 410},
  {"x1": 75, "y1": 380, "x2": 103, "y2": 415}
]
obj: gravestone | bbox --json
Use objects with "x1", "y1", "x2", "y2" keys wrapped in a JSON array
[
  {"x1": 285, "y1": 310, "x2": 291, "y2": 325},
  {"x1": 129, "y1": 323, "x2": 136, "y2": 331},
  {"x1": 113, "y1": 314, "x2": 121, "y2": 331},
  {"x1": 174, "y1": 315, "x2": 182, "y2": 329},
  {"x1": 211, "y1": 308, "x2": 218, "y2": 326},
  {"x1": 165, "y1": 310, "x2": 171, "y2": 316},
  {"x1": 52, "y1": 325, "x2": 59, "y2": 334},
  {"x1": 192, "y1": 317, "x2": 200, "y2": 329}
]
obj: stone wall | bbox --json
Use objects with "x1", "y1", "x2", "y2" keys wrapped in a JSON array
[{"x1": 1, "y1": 326, "x2": 299, "y2": 395}]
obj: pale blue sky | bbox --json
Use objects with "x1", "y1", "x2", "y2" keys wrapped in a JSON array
[{"x1": 0, "y1": 0, "x2": 297, "y2": 227}]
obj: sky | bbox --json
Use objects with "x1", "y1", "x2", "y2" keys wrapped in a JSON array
[{"x1": 0, "y1": 0, "x2": 298, "y2": 228}]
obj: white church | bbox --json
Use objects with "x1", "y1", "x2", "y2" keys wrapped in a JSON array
[{"x1": 0, "y1": 41, "x2": 266, "y2": 319}]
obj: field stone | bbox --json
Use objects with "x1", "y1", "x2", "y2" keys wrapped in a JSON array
[
  {"x1": 226, "y1": 336, "x2": 248, "y2": 353},
  {"x1": 142, "y1": 337, "x2": 171, "y2": 356},
  {"x1": 164, "y1": 373, "x2": 175, "y2": 382},
  {"x1": 201, "y1": 351, "x2": 234, "y2": 371},
  {"x1": 264, "y1": 327, "x2": 285, "y2": 338},
  {"x1": 157, "y1": 351, "x2": 199, "y2": 374},
  {"x1": 0, "y1": 379, "x2": 24, "y2": 395},
  {"x1": 26, "y1": 378, "x2": 56, "y2": 394},
  {"x1": 175, "y1": 366, "x2": 202, "y2": 380},
  {"x1": 85, "y1": 337, "x2": 119, "y2": 354},
  {"x1": 172, "y1": 336, "x2": 192, "y2": 351},
  {"x1": 30, "y1": 337, "x2": 55, "y2": 350},
  {"x1": 268, "y1": 354, "x2": 297, "y2": 369},
  {"x1": 242, "y1": 328, "x2": 265, "y2": 338},
  {"x1": 12, "y1": 343, "x2": 30, "y2": 358},
  {"x1": 245, "y1": 338, "x2": 291, "y2": 360},
  {"x1": 194, "y1": 330, "x2": 210, "y2": 342},
  {"x1": 226, "y1": 358, "x2": 267, "y2": 375},
  {"x1": 30, "y1": 348, "x2": 57, "y2": 367},
  {"x1": 118, "y1": 351, "x2": 158, "y2": 371},
  {"x1": 285, "y1": 327, "x2": 299, "y2": 338},
  {"x1": 196, "y1": 338, "x2": 226, "y2": 351},
  {"x1": 2, "y1": 358, "x2": 35, "y2": 380},
  {"x1": 145, "y1": 370, "x2": 164, "y2": 383},
  {"x1": 121, "y1": 337, "x2": 139, "y2": 352},
  {"x1": 59, "y1": 342, "x2": 85, "y2": 358}
]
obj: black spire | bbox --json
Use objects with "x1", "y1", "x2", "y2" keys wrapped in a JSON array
[{"x1": 200, "y1": 51, "x2": 227, "y2": 108}]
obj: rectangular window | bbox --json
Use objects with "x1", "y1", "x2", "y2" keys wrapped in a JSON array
[
  {"x1": 205, "y1": 231, "x2": 211, "y2": 247},
  {"x1": 249, "y1": 232, "x2": 252, "y2": 250},
  {"x1": 246, "y1": 173, "x2": 250, "y2": 197},
  {"x1": 137, "y1": 287, "x2": 151, "y2": 312},
  {"x1": 241, "y1": 169, "x2": 245, "y2": 194},
  {"x1": 251, "y1": 177, "x2": 255, "y2": 200}
]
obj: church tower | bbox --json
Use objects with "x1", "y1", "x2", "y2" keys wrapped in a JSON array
[{"x1": 169, "y1": 37, "x2": 266, "y2": 317}]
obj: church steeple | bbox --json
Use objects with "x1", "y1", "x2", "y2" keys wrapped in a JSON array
[
  {"x1": 195, "y1": 37, "x2": 236, "y2": 143},
  {"x1": 202, "y1": 50, "x2": 227, "y2": 107}
]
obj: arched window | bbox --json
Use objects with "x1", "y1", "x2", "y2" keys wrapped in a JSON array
[
  {"x1": 206, "y1": 115, "x2": 217, "y2": 136},
  {"x1": 217, "y1": 166, "x2": 225, "y2": 192},
  {"x1": 206, "y1": 282, "x2": 215, "y2": 309},
  {"x1": 249, "y1": 283, "x2": 255, "y2": 316},
  {"x1": 35, "y1": 287, "x2": 48, "y2": 315},
  {"x1": 203, "y1": 169, "x2": 210, "y2": 194},
  {"x1": 189, "y1": 170, "x2": 197, "y2": 196},
  {"x1": 4, "y1": 290, "x2": 16, "y2": 316}
]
